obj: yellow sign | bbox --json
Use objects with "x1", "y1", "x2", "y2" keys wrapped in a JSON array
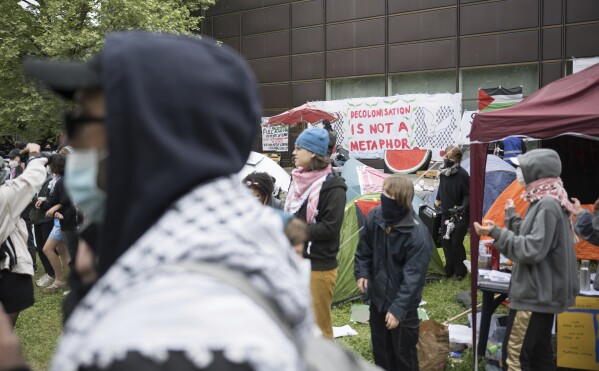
[{"x1": 557, "y1": 296, "x2": 599, "y2": 370}]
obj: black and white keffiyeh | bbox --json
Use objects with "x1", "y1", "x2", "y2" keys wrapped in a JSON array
[{"x1": 51, "y1": 176, "x2": 312, "y2": 371}]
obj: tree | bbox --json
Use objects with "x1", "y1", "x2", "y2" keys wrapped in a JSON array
[{"x1": 0, "y1": 0, "x2": 215, "y2": 142}]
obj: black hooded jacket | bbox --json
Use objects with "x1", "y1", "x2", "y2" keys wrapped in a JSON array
[
  {"x1": 295, "y1": 173, "x2": 347, "y2": 271},
  {"x1": 96, "y1": 32, "x2": 261, "y2": 275}
]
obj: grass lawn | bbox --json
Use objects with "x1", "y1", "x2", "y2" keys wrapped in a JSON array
[{"x1": 16, "y1": 234, "x2": 488, "y2": 370}]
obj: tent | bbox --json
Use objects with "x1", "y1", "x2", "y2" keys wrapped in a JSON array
[
  {"x1": 461, "y1": 155, "x2": 516, "y2": 216},
  {"x1": 424, "y1": 154, "x2": 515, "y2": 216},
  {"x1": 468, "y1": 63, "x2": 599, "y2": 359},
  {"x1": 334, "y1": 193, "x2": 446, "y2": 304},
  {"x1": 483, "y1": 180, "x2": 599, "y2": 261},
  {"x1": 341, "y1": 158, "x2": 389, "y2": 201},
  {"x1": 239, "y1": 151, "x2": 290, "y2": 192}
]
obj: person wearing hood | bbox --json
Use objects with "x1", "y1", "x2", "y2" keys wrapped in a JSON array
[
  {"x1": 285, "y1": 127, "x2": 347, "y2": 339},
  {"x1": 434, "y1": 146, "x2": 470, "y2": 279},
  {"x1": 571, "y1": 196, "x2": 599, "y2": 246},
  {"x1": 474, "y1": 148, "x2": 578, "y2": 371},
  {"x1": 354, "y1": 175, "x2": 433, "y2": 371},
  {"x1": 17, "y1": 31, "x2": 313, "y2": 371}
]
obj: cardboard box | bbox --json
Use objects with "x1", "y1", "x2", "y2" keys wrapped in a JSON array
[{"x1": 557, "y1": 296, "x2": 599, "y2": 370}]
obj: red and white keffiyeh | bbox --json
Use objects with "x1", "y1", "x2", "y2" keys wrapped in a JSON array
[
  {"x1": 521, "y1": 177, "x2": 574, "y2": 215},
  {"x1": 285, "y1": 165, "x2": 332, "y2": 224}
]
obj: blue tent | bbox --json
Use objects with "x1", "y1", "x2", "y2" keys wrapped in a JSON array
[{"x1": 427, "y1": 155, "x2": 516, "y2": 216}]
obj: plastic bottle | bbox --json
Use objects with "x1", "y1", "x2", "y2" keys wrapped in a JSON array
[{"x1": 580, "y1": 260, "x2": 590, "y2": 292}]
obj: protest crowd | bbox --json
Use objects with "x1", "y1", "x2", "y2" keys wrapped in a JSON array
[{"x1": 0, "y1": 30, "x2": 598, "y2": 371}]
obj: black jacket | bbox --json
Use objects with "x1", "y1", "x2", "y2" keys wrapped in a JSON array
[
  {"x1": 354, "y1": 207, "x2": 433, "y2": 320},
  {"x1": 29, "y1": 176, "x2": 54, "y2": 225},
  {"x1": 436, "y1": 166, "x2": 470, "y2": 219},
  {"x1": 42, "y1": 178, "x2": 79, "y2": 231},
  {"x1": 295, "y1": 173, "x2": 347, "y2": 271}
]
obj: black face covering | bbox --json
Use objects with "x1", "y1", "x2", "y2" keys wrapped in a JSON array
[
  {"x1": 444, "y1": 159, "x2": 455, "y2": 167},
  {"x1": 380, "y1": 193, "x2": 410, "y2": 227}
]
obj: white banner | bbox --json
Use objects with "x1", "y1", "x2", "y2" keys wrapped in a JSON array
[
  {"x1": 261, "y1": 123, "x2": 289, "y2": 152},
  {"x1": 309, "y1": 94, "x2": 462, "y2": 160},
  {"x1": 458, "y1": 110, "x2": 478, "y2": 145},
  {"x1": 573, "y1": 57, "x2": 599, "y2": 74}
]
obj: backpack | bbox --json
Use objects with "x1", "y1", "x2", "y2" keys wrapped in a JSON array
[{"x1": 175, "y1": 262, "x2": 381, "y2": 371}]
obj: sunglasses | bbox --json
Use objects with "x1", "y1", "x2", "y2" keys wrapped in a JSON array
[{"x1": 64, "y1": 112, "x2": 105, "y2": 139}]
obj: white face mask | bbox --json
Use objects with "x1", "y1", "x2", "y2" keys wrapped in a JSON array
[
  {"x1": 46, "y1": 166, "x2": 52, "y2": 175},
  {"x1": 9, "y1": 160, "x2": 18, "y2": 169},
  {"x1": 64, "y1": 149, "x2": 108, "y2": 224},
  {"x1": 516, "y1": 167, "x2": 526, "y2": 186}
]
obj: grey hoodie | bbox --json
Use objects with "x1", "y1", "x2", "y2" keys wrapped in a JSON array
[{"x1": 489, "y1": 149, "x2": 578, "y2": 314}]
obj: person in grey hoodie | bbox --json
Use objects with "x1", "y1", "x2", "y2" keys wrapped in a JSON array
[{"x1": 474, "y1": 148, "x2": 578, "y2": 371}]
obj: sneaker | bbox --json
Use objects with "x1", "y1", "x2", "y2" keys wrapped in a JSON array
[
  {"x1": 36, "y1": 274, "x2": 54, "y2": 288},
  {"x1": 43, "y1": 280, "x2": 66, "y2": 293}
]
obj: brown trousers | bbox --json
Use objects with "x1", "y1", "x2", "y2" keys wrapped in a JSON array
[{"x1": 310, "y1": 269, "x2": 337, "y2": 338}]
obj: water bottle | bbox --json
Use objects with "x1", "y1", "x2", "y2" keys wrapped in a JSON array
[{"x1": 580, "y1": 260, "x2": 590, "y2": 292}]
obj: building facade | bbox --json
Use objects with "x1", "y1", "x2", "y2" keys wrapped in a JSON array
[{"x1": 201, "y1": 0, "x2": 599, "y2": 165}]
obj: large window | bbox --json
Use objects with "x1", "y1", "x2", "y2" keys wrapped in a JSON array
[
  {"x1": 460, "y1": 64, "x2": 539, "y2": 111},
  {"x1": 389, "y1": 70, "x2": 456, "y2": 95},
  {"x1": 327, "y1": 76, "x2": 386, "y2": 100}
]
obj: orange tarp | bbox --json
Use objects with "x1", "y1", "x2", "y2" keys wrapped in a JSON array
[{"x1": 480, "y1": 180, "x2": 599, "y2": 261}]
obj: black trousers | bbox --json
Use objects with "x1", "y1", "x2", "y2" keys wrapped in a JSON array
[
  {"x1": 33, "y1": 221, "x2": 54, "y2": 277},
  {"x1": 26, "y1": 221, "x2": 37, "y2": 269},
  {"x1": 62, "y1": 230, "x2": 79, "y2": 272},
  {"x1": 502, "y1": 309, "x2": 555, "y2": 371},
  {"x1": 440, "y1": 217, "x2": 468, "y2": 278},
  {"x1": 370, "y1": 306, "x2": 419, "y2": 371}
]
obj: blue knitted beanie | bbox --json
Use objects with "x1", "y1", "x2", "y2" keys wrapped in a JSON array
[{"x1": 295, "y1": 127, "x2": 329, "y2": 157}]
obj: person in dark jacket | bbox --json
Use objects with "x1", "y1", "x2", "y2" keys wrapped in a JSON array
[
  {"x1": 30, "y1": 159, "x2": 56, "y2": 287},
  {"x1": 39, "y1": 154, "x2": 73, "y2": 292},
  {"x1": 285, "y1": 127, "x2": 347, "y2": 339},
  {"x1": 242, "y1": 171, "x2": 283, "y2": 209},
  {"x1": 572, "y1": 196, "x2": 599, "y2": 246},
  {"x1": 355, "y1": 175, "x2": 433, "y2": 371},
  {"x1": 435, "y1": 146, "x2": 469, "y2": 279}
]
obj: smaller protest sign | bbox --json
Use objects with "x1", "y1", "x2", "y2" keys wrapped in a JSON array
[{"x1": 262, "y1": 124, "x2": 289, "y2": 152}]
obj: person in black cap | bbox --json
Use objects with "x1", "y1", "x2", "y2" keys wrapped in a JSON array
[{"x1": 12, "y1": 31, "x2": 313, "y2": 371}]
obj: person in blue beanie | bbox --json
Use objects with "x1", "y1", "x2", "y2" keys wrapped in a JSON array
[{"x1": 285, "y1": 127, "x2": 347, "y2": 338}]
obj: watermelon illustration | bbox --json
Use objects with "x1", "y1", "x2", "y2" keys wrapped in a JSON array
[{"x1": 384, "y1": 149, "x2": 432, "y2": 174}]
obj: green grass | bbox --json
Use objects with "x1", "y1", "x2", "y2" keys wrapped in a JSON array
[
  {"x1": 16, "y1": 235, "x2": 487, "y2": 370},
  {"x1": 14, "y1": 271, "x2": 65, "y2": 371}
]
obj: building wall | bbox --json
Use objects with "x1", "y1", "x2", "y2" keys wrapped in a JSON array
[{"x1": 202, "y1": 0, "x2": 599, "y2": 164}]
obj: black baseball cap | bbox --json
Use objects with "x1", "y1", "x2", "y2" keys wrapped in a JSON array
[{"x1": 23, "y1": 54, "x2": 102, "y2": 100}]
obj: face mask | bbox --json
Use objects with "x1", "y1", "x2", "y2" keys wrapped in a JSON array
[
  {"x1": 444, "y1": 159, "x2": 455, "y2": 167},
  {"x1": 46, "y1": 166, "x2": 52, "y2": 175},
  {"x1": 516, "y1": 167, "x2": 526, "y2": 186},
  {"x1": 64, "y1": 149, "x2": 107, "y2": 224},
  {"x1": 9, "y1": 160, "x2": 18, "y2": 169}
]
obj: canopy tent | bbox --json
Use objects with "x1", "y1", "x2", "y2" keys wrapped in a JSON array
[{"x1": 468, "y1": 63, "x2": 599, "y2": 360}]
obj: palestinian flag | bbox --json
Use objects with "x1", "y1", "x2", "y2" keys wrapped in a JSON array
[{"x1": 478, "y1": 86, "x2": 523, "y2": 112}]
